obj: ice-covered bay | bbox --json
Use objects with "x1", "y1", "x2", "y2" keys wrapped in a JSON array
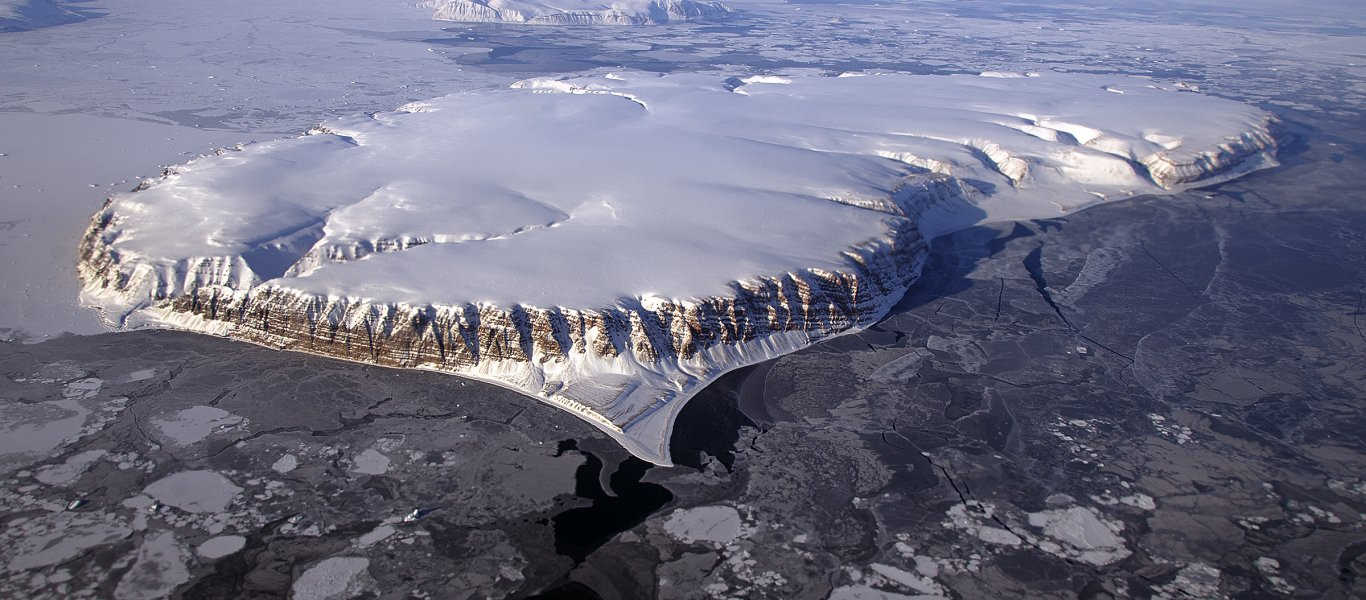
[{"x1": 79, "y1": 71, "x2": 1278, "y2": 463}]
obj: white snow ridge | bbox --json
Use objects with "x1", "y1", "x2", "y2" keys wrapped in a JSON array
[
  {"x1": 78, "y1": 71, "x2": 1279, "y2": 464},
  {"x1": 423, "y1": 0, "x2": 731, "y2": 25}
]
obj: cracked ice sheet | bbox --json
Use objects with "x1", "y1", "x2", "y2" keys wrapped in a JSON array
[
  {"x1": 663, "y1": 505, "x2": 744, "y2": 544},
  {"x1": 0, "y1": 377, "x2": 110, "y2": 473},
  {"x1": 1027, "y1": 506, "x2": 1131, "y2": 566},
  {"x1": 150, "y1": 405, "x2": 243, "y2": 447},
  {"x1": 4, "y1": 512, "x2": 132, "y2": 572}
]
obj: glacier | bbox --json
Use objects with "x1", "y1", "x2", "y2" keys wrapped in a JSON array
[
  {"x1": 77, "y1": 71, "x2": 1279, "y2": 465},
  {"x1": 423, "y1": 0, "x2": 732, "y2": 25}
]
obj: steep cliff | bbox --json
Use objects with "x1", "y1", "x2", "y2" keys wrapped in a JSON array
[{"x1": 77, "y1": 72, "x2": 1280, "y2": 464}]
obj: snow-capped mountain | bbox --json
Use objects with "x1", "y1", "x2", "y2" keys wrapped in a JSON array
[{"x1": 423, "y1": 0, "x2": 731, "y2": 25}]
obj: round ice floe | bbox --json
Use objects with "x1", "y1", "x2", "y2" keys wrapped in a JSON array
[
  {"x1": 80, "y1": 71, "x2": 1278, "y2": 465},
  {"x1": 349, "y1": 449, "x2": 390, "y2": 475},
  {"x1": 197, "y1": 535, "x2": 247, "y2": 559},
  {"x1": 271, "y1": 453, "x2": 299, "y2": 473}
]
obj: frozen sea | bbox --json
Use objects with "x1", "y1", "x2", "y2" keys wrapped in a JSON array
[{"x1": 1, "y1": 0, "x2": 1363, "y2": 598}]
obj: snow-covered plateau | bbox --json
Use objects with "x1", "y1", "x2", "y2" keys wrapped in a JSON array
[
  {"x1": 423, "y1": 0, "x2": 731, "y2": 25},
  {"x1": 78, "y1": 71, "x2": 1279, "y2": 464}
]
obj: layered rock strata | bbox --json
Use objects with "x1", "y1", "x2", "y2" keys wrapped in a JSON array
[{"x1": 77, "y1": 72, "x2": 1280, "y2": 464}]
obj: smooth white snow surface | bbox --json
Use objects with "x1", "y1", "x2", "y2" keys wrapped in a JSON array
[
  {"x1": 89, "y1": 71, "x2": 1274, "y2": 310},
  {"x1": 81, "y1": 71, "x2": 1277, "y2": 464}
]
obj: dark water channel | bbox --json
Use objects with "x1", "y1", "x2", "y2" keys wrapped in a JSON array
[
  {"x1": 543, "y1": 363, "x2": 771, "y2": 571},
  {"x1": 549, "y1": 440, "x2": 671, "y2": 563}
]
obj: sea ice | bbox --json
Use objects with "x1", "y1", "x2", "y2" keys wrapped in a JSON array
[
  {"x1": 349, "y1": 449, "x2": 391, "y2": 475},
  {"x1": 142, "y1": 470, "x2": 243, "y2": 514},
  {"x1": 662, "y1": 505, "x2": 744, "y2": 544},
  {"x1": 34, "y1": 449, "x2": 105, "y2": 485},
  {"x1": 271, "y1": 453, "x2": 299, "y2": 474},
  {"x1": 1026, "y1": 506, "x2": 1130, "y2": 566},
  {"x1": 196, "y1": 535, "x2": 247, "y2": 559},
  {"x1": 150, "y1": 405, "x2": 242, "y2": 447},
  {"x1": 0, "y1": 396, "x2": 91, "y2": 473},
  {"x1": 114, "y1": 531, "x2": 190, "y2": 600},
  {"x1": 5, "y1": 513, "x2": 131, "y2": 572},
  {"x1": 291, "y1": 556, "x2": 373, "y2": 600},
  {"x1": 356, "y1": 525, "x2": 396, "y2": 547},
  {"x1": 124, "y1": 369, "x2": 158, "y2": 382}
]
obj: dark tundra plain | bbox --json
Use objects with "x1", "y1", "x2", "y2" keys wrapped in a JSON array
[{"x1": 1, "y1": 0, "x2": 1364, "y2": 598}]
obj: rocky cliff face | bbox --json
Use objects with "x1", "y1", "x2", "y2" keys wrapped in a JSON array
[
  {"x1": 78, "y1": 180, "x2": 939, "y2": 459},
  {"x1": 1140, "y1": 127, "x2": 1282, "y2": 189}
]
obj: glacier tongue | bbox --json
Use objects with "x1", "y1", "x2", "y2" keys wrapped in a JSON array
[{"x1": 77, "y1": 71, "x2": 1279, "y2": 465}]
